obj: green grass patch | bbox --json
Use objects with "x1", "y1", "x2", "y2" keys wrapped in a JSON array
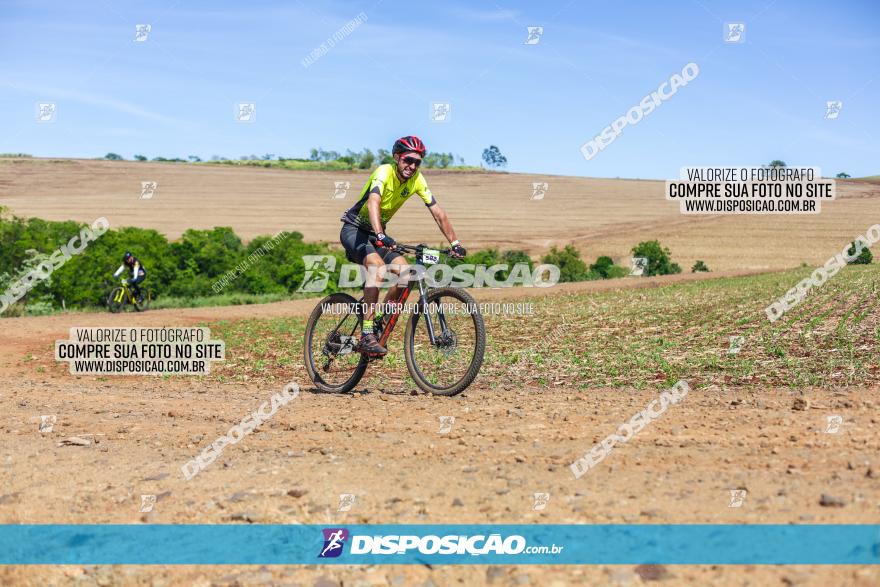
[{"x1": 199, "y1": 265, "x2": 880, "y2": 391}]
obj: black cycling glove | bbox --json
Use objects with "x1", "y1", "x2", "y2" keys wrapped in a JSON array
[{"x1": 375, "y1": 232, "x2": 396, "y2": 248}]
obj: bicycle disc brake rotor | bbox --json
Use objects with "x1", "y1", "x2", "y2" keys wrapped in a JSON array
[
  {"x1": 436, "y1": 330, "x2": 458, "y2": 356},
  {"x1": 323, "y1": 333, "x2": 357, "y2": 357}
]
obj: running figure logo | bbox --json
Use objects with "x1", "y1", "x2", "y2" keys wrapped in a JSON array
[
  {"x1": 139, "y1": 494, "x2": 157, "y2": 513},
  {"x1": 235, "y1": 102, "x2": 256, "y2": 123},
  {"x1": 630, "y1": 257, "x2": 648, "y2": 276},
  {"x1": 532, "y1": 492, "x2": 550, "y2": 511},
  {"x1": 524, "y1": 27, "x2": 544, "y2": 45},
  {"x1": 430, "y1": 102, "x2": 451, "y2": 123},
  {"x1": 337, "y1": 493, "x2": 356, "y2": 512},
  {"x1": 134, "y1": 24, "x2": 151, "y2": 42},
  {"x1": 724, "y1": 22, "x2": 745, "y2": 43},
  {"x1": 39, "y1": 415, "x2": 57, "y2": 433},
  {"x1": 728, "y1": 489, "x2": 747, "y2": 508},
  {"x1": 825, "y1": 415, "x2": 843, "y2": 433},
  {"x1": 824, "y1": 101, "x2": 843, "y2": 120},
  {"x1": 318, "y1": 528, "x2": 349, "y2": 558},
  {"x1": 531, "y1": 182, "x2": 549, "y2": 200},
  {"x1": 332, "y1": 181, "x2": 350, "y2": 199},
  {"x1": 299, "y1": 255, "x2": 336, "y2": 292},
  {"x1": 140, "y1": 181, "x2": 158, "y2": 199},
  {"x1": 36, "y1": 102, "x2": 57, "y2": 123}
]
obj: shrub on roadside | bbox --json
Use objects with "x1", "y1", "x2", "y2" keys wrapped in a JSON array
[
  {"x1": 691, "y1": 260, "x2": 710, "y2": 272},
  {"x1": 631, "y1": 240, "x2": 682, "y2": 276},
  {"x1": 845, "y1": 242, "x2": 873, "y2": 264},
  {"x1": 541, "y1": 245, "x2": 590, "y2": 282}
]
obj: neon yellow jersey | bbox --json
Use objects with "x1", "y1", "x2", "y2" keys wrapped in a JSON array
[{"x1": 341, "y1": 164, "x2": 436, "y2": 231}]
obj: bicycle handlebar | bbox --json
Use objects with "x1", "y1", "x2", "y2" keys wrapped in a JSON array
[
  {"x1": 366, "y1": 236, "x2": 454, "y2": 257},
  {"x1": 389, "y1": 242, "x2": 452, "y2": 256}
]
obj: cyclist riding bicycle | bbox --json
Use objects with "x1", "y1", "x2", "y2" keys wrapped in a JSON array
[
  {"x1": 113, "y1": 252, "x2": 147, "y2": 302},
  {"x1": 340, "y1": 135, "x2": 467, "y2": 356}
]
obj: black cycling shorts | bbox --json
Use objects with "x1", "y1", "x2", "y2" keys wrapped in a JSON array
[{"x1": 339, "y1": 223, "x2": 402, "y2": 264}]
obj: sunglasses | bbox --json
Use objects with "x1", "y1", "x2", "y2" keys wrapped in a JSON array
[{"x1": 401, "y1": 156, "x2": 422, "y2": 167}]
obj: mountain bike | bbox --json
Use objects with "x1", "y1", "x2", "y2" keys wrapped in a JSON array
[
  {"x1": 107, "y1": 280, "x2": 153, "y2": 313},
  {"x1": 303, "y1": 243, "x2": 486, "y2": 396}
]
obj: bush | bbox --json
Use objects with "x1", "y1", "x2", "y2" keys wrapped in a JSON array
[
  {"x1": 589, "y1": 255, "x2": 614, "y2": 278},
  {"x1": 691, "y1": 260, "x2": 710, "y2": 272},
  {"x1": 846, "y1": 242, "x2": 873, "y2": 265},
  {"x1": 605, "y1": 265, "x2": 630, "y2": 279},
  {"x1": 541, "y1": 245, "x2": 590, "y2": 282},
  {"x1": 631, "y1": 240, "x2": 682, "y2": 276},
  {"x1": 452, "y1": 248, "x2": 535, "y2": 284},
  {"x1": 0, "y1": 211, "x2": 349, "y2": 315}
]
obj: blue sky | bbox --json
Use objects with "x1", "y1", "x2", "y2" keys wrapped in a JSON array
[{"x1": 1, "y1": 0, "x2": 877, "y2": 178}]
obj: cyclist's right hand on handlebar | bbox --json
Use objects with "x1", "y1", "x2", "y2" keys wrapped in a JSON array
[{"x1": 375, "y1": 232, "x2": 396, "y2": 248}]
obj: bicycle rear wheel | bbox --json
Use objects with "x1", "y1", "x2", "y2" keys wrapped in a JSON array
[
  {"x1": 303, "y1": 293, "x2": 368, "y2": 393},
  {"x1": 404, "y1": 287, "x2": 485, "y2": 396},
  {"x1": 107, "y1": 287, "x2": 126, "y2": 313}
]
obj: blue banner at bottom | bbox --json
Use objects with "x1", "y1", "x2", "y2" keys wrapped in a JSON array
[{"x1": 1, "y1": 525, "x2": 878, "y2": 565}]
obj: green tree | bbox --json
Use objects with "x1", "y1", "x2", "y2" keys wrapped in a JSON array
[
  {"x1": 631, "y1": 240, "x2": 682, "y2": 276},
  {"x1": 589, "y1": 255, "x2": 614, "y2": 278},
  {"x1": 133, "y1": 154, "x2": 147, "y2": 161},
  {"x1": 691, "y1": 260, "x2": 710, "y2": 272},
  {"x1": 541, "y1": 245, "x2": 590, "y2": 282},
  {"x1": 358, "y1": 148, "x2": 375, "y2": 169},
  {"x1": 482, "y1": 145, "x2": 507, "y2": 168},
  {"x1": 836, "y1": 172, "x2": 851, "y2": 178},
  {"x1": 846, "y1": 242, "x2": 873, "y2": 265},
  {"x1": 377, "y1": 149, "x2": 393, "y2": 165},
  {"x1": 104, "y1": 153, "x2": 123, "y2": 160},
  {"x1": 767, "y1": 160, "x2": 787, "y2": 168}
]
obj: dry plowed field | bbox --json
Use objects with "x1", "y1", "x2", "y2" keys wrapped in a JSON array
[{"x1": 2, "y1": 158, "x2": 879, "y2": 271}]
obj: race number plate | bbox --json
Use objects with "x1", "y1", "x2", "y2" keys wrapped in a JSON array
[{"x1": 422, "y1": 249, "x2": 440, "y2": 265}]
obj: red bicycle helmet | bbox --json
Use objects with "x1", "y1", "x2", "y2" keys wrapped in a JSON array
[{"x1": 392, "y1": 135, "x2": 427, "y2": 156}]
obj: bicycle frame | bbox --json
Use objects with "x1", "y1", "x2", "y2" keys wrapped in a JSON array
[
  {"x1": 368, "y1": 248, "x2": 451, "y2": 348},
  {"x1": 112, "y1": 283, "x2": 135, "y2": 305}
]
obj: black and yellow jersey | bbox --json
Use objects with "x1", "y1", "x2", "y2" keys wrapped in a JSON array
[{"x1": 341, "y1": 164, "x2": 436, "y2": 231}]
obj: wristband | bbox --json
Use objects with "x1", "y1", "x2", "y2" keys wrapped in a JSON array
[{"x1": 451, "y1": 240, "x2": 460, "y2": 247}]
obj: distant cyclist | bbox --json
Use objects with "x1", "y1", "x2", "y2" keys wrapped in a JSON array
[
  {"x1": 114, "y1": 252, "x2": 146, "y2": 302},
  {"x1": 340, "y1": 135, "x2": 467, "y2": 356}
]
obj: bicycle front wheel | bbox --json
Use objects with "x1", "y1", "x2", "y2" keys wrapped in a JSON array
[
  {"x1": 107, "y1": 287, "x2": 126, "y2": 313},
  {"x1": 404, "y1": 287, "x2": 485, "y2": 396},
  {"x1": 303, "y1": 293, "x2": 369, "y2": 393}
]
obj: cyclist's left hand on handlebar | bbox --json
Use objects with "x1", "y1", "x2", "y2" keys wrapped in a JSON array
[
  {"x1": 375, "y1": 232, "x2": 396, "y2": 248},
  {"x1": 451, "y1": 243, "x2": 467, "y2": 258}
]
